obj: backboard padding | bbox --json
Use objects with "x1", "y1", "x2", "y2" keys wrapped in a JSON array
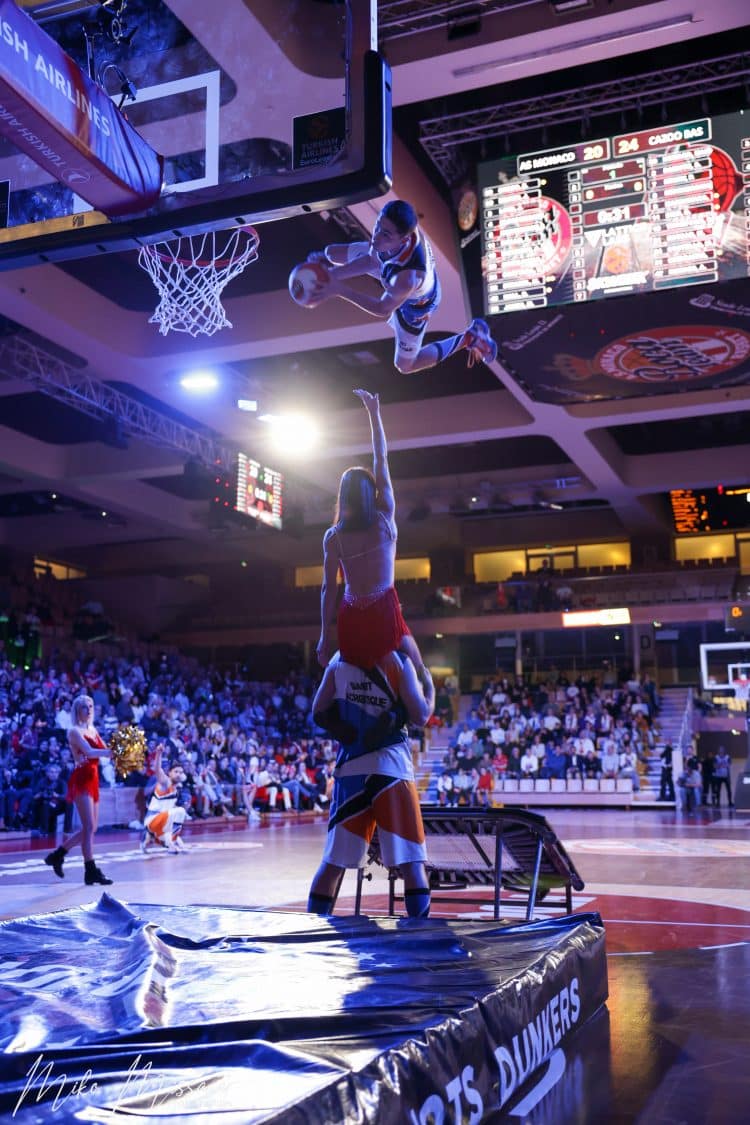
[{"x1": 0, "y1": 0, "x2": 389, "y2": 267}]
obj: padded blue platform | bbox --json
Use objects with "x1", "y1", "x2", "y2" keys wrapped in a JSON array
[{"x1": 0, "y1": 896, "x2": 607, "y2": 1121}]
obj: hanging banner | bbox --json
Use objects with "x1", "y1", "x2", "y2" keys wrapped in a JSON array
[
  {"x1": 0, "y1": 0, "x2": 163, "y2": 217},
  {"x1": 495, "y1": 277, "x2": 750, "y2": 403}
]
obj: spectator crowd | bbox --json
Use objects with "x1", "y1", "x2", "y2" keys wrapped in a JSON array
[
  {"x1": 1, "y1": 565, "x2": 730, "y2": 832},
  {"x1": 0, "y1": 640, "x2": 348, "y2": 835},
  {"x1": 435, "y1": 671, "x2": 660, "y2": 806}
]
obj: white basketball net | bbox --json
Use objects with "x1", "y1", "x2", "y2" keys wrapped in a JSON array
[
  {"x1": 137, "y1": 227, "x2": 260, "y2": 337},
  {"x1": 733, "y1": 678, "x2": 750, "y2": 703}
]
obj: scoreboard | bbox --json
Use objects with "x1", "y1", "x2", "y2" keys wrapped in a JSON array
[
  {"x1": 479, "y1": 110, "x2": 749, "y2": 315},
  {"x1": 669, "y1": 484, "x2": 750, "y2": 534},
  {"x1": 725, "y1": 604, "x2": 750, "y2": 632},
  {"x1": 235, "y1": 454, "x2": 283, "y2": 531}
]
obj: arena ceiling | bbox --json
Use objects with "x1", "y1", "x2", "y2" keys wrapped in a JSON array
[{"x1": 0, "y1": 0, "x2": 749, "y2": 583}]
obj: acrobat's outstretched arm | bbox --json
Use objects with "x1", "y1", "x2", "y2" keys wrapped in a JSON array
[
  {"x1": 311, "y1": 240, "x2": 373, "y2": 274},
  {"x1": 354, "y1": 389, "x2": 394, "y2": 521},
  {"x1": 152, "y1": 745, "x2": 169, "y2": 788}
]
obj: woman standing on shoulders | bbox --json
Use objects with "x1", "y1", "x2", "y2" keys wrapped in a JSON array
[
  {"x1": 317, "y1": 388, "x2": 429, "y2": 689},
  {"x1": 44, "y1": 694, "x2": 113, "y2": 885}
]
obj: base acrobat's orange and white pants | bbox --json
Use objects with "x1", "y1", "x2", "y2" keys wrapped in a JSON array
[{"x1": 322, "y1": 773, "x2": 426, "y2": 869}]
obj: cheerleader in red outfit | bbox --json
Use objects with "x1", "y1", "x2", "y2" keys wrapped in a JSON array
[
  {"x1": 44, "y1": 694, "x2": 113, "y2": 885},
  {"x1": 317, "y1": 389, "x2": 429, "y2": 691}
]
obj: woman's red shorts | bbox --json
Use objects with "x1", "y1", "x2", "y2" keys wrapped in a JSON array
[{"x1": 337, "y1": 585, "x2": 409, "y2": 669}]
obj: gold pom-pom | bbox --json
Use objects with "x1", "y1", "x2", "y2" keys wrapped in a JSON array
[{"x1": 109, "y1": 725, "x2": 147, "y2": 779}]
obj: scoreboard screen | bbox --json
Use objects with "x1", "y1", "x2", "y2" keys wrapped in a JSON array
[
  {"x1": 478, "y1": 109, "x2": 749, "y2": 316},
  {"x1": 669, "y1": 484, "x2": 750, "y2": 534},
  {"x1": 235, "y1": 454, "x2": 283, "y2": 531},
  {"x1": 725, "y1": 604, "x2": 750, "y2": 632}
]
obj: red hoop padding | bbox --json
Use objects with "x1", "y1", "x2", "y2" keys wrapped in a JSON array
[{"x1": 149, "y1": 225, "x2": 259, "y2": 269}]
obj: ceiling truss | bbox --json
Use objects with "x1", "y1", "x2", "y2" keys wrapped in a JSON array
[
  {"x1": 0, "y1": 335, "x2": 236, "y2": 472},
  {"x1": 378, "y1": 0, "x2": 541, "y2": 40},
  {"x1": 420, "y1": 50, "x2": 750, "y2": 183}
]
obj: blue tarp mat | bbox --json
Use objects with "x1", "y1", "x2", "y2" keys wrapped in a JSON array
[{"x1": 0, "y1": 895, "x2": 607, "y2": 1122}]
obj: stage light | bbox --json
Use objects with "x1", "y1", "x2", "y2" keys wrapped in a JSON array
[
  {"x1": 237, "y1": 399, "x2": 257, "y2": 412},
  {"x1": 179, "y1": 370, "x2": 219, "y2": 393},
  {"x1": 260, "y1": 413, "x2": 319, "y2": 456}
]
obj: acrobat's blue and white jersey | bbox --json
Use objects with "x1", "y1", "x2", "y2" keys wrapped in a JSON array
[
  {"x1": 378, "y1": 230, "x2": 441, "y2": 332},
  {"x1": 332, "y1": 654, "x2": 413, "y2": 780}
]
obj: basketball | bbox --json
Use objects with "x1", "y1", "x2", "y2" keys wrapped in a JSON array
[{"x1": 288, "y1": 261, "x2": 329, "y2": 308}]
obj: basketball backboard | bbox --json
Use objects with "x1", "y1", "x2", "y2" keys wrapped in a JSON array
[
  {"x1": 700, "y1": 642, "x2": 750, "y2": 692},
  {"x1": 0, "y1": 0, "x2": 389, "y2": 267}
]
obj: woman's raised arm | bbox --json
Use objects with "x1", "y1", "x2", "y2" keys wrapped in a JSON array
[{"x1": 354, "y1": 389, "x2": 394, "y2": 519}]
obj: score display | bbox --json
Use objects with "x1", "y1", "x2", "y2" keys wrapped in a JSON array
[
  {"x1": 479, "y1": 111, "x2": 749, "y2": 315},
  {"x1": 235, "y1": 454, "x2": 283, "y2": 531},
  {"x1": 725, "y1": 604, "x2": 750, "y2": 632},
  {"x1": 669, "y1": 484, "x2": 750, "y2": 534}
]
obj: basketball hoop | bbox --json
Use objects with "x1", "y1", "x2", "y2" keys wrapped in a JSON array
[
  {"x1": 137, "y1": 226, "x2": 260, "y2": 337},
  {"x1": 733, "y1": 678, "x2": 750, "y2": 705}
]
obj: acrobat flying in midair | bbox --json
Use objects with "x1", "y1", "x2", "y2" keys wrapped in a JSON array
[{"x1": 306, "y1": 199, "x2": 498, "y2": 374}]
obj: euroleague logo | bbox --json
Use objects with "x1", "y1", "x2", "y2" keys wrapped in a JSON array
[
  {"x1": 596, "y1": 325, "x2": 750, "y2": 383},
  {"x1": 61, "y1": 168, "x2": 92, "y2": 186}
]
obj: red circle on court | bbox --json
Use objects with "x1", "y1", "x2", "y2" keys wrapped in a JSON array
[{"x1": 287, "y1": 892, "x2": 750, "y2": 955}]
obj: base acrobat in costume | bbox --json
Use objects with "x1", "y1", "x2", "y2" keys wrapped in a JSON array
[
  {"x1": 141, "y1": 749, "x2": 188, "y2": 853},
  {"x1": 307, "y1": 647, "x2": 435, "y2": 919}
]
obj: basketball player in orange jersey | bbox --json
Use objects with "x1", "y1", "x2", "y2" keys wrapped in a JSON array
[
  {"x1": 44, "y1": 694, "x2": 113, "y2": 885},
  {"x1": 141, "y1": 746, "x2": 188, "y2": 853},
  {"x1": 318, "y1": 389, "x2": 432, "y2": 706},
  {"x1": 308, "y1": 199, "x2": 497, "y2": 373}
]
